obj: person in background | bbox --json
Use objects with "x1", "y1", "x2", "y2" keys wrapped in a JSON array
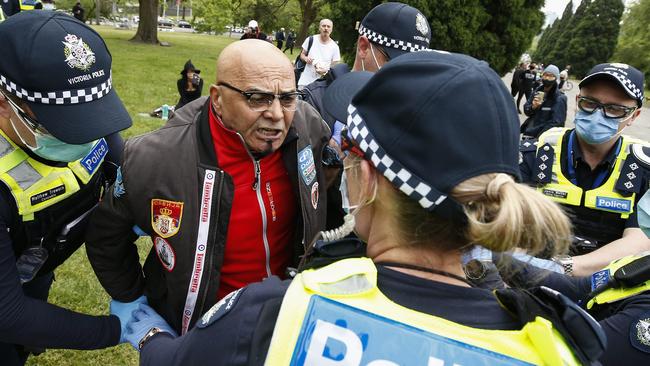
[
  {"x1": 521, "y1": 64, "x2": 567, "y2": 138},
  {"x1": 283, "y1": 30, "x2": 295, "y2": 54},
  {"x1": 175, "y1": 59, "x2": 203, "y2": 110},
  {"x1": 297, "y1": 19, "x2": 340, "y2": 89},
  {"x1": 275, "y1": 27, "x2": 285, "y2": 49},
  {"x1": 72, "y1": 1, "x2": 84, "y2": 22}
]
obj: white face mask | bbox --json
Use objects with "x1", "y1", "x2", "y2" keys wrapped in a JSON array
[{"x1": 339, "y1": 172, "x2": 359, "y2": 214}]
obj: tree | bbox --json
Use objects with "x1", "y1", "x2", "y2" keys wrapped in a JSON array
[
  {"x1": 193, "y1": 0, "x2": 232, "y2": 33},
  {"x1": 614, "y1": 0, "x2": 650, "y2": 90},
  {"x1": 131, "y1": 0, "x2": 158, "y2": 44},
  {"x1": 329, "y1": 0, "x2": 544, "y2": 75},
  {"x1": 534, "y1": 0, "x2": 573, "y2": 63},
  {"x1": 295, "y1": 0, "x2": 331, "y2": 44},
  {"x1": 565, "y1": 0, "x2": 624, "y2": 77}
]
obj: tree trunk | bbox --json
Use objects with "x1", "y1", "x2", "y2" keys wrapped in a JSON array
[
  {"x1": 131, "y1": 0, "x2": 159, "y2": 44},
  {"x1": 297, "y1": 0, "x2": 319, "y2": 46},
  {"x1": 94, "y1": 0, "x2": 100, "y2": 25}
]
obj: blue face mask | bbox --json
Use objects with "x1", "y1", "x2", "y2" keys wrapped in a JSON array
[
  {"x1": 638, "y1": 191, "x2": 650, "y2": 238},
  {"x1": 10, "y1": 117, "x2": 96, "y2": 162},
  {"x1": 574, "y1": 109, "x2": 623, "y2": 145}
]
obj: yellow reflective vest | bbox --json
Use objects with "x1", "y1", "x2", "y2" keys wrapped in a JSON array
[
  {"x1": 587, "y1": 254, "x2": 650, "y2": 309},
  {"x1": 0, "y1": 130, "x2": 107, "y2": 221},
  {"x1": 265, "y1": 258, "x2": 580, "y2": 366},
  {"x1": 536, "y1": 127, "x2": 646, "y2": 219}
]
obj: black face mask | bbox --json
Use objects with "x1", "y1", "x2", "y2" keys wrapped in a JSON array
[{"x1": 542, "y1": 79, "x2": 556, "y2": 88}]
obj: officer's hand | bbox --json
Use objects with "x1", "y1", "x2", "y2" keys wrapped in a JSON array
[
  {"x1": 110, "y1": 295, "x2": 148, "y2": 343},
  {"x1": 125, "y1": 304, "x2": 177, "y2": 351},
  {"x1": 532, "y1": 98, "x2": 542, "y2": 109}
]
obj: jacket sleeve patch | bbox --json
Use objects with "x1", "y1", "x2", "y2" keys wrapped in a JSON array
[
  {"x1": 113, "y1": 166, "x2": 125, "y2": 198},
  {"x1": 630, "y1": 312, "x2": 650, "y2": 353},
  {"x1": 198, "y1": 288, "x2": 245, "y2": 328},
  {"x1": 298, "y1": 145, "x2": 316, "y2": 186}
]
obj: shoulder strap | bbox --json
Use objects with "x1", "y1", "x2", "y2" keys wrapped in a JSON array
[{"x1": 307, "y1": 35, "x2": 314, "y2": 53}]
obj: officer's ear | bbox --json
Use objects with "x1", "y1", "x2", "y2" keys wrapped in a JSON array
[
  {"x1": 209, "y1": 84, "x2": 222, "y2": 115},
  {"x1": 629, "y1": 108, "x2": 642, "y2": 125},
  {"x1": 356, "y1": 36, "x2": 371, "y2": 60}
]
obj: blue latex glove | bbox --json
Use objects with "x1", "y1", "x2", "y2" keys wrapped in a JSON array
[
  {"x1": 125, "y1": 304, "x2": 177, "y2": 351},
  {"x1": 110, "y1": 295, "x2": 147, "y2": 343},
  {"x1": 332, "y1": 120, "x2": 345, "y2": 146}
]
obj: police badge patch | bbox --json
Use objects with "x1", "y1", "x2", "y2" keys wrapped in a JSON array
[
  {"x1": 113, "y1": 166, "x2": 125, "y2": 198},
  {"x1": 298, "y1": 146, "x2": 316, "y2": 186},
  {"x1": 151, "y1": 199, "x2": 183, "y2": 238},
  {"x1": 154, "y1": 236, "x2": 176, "y2": 272},
  {"x1": 62, "y1": 34, "x2": 96, "y2": 71},
  {"x1": 198, "y1": 288, "x2": 245, "y2": 328},
  {"x1": 631, "y1": 312, "x2": 650, "y2": 353}
]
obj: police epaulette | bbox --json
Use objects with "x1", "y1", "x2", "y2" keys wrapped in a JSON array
[
  {"x1": 616, "y1": 152, "x2": 644, "y2": 194},
  {"x1": 533, "y1": 143, "x2": 553, "y2": 184},
  {"x1": 519, "y1": 138, "x2": 538, "y2": 152},
  {"x1": 630, "y1": 144, "x2": 650, "y2": 170}
]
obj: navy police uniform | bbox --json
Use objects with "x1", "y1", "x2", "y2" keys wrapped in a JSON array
[
  {"x1": 0, "y1": 11, "x2": 132, "y2": 364},
  {"x1": 520, "y1": 129, "x2": 650, "y2": 254}
]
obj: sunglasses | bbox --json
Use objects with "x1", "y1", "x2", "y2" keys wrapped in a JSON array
[
  {"x1": 1, "y1": 91, "x2": 48, "y2": 134},
  {"x1": 218, "y1": 82, "x2": 304, "y2": 112},
  {"x1": 577, "y1": 96, "x2": 636, "y2": 119}
]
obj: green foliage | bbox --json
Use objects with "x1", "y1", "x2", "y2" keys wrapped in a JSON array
[
  {"x1": 565, "y1": 0, "x2": 624, "y2": 77},
  {"x1": 536, "y1": 0, "x2": 625, "y2": 78},
  {"x1": 328, "y1": 0, "x2": 545, "y2": 75},
  {"x1": 614, "y1": 0, "x2": 650, "y2": 90},
  {"x1": 192, "y1": 0, "x2": 233, "y2": 33},
  {"x1": 533, "y1": 0, "x2": 572, "y2": 63}
]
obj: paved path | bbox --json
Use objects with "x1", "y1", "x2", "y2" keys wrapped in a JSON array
[{"x1": 503, "y1": 73, "x2": 650, "y2": 141}]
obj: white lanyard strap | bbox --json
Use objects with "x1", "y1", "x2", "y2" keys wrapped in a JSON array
[{"x1": 181, "y1": 170, "x2": 216, "y2": 334}]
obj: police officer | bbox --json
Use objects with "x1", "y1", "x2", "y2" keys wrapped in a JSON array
[
  {"x1": 122, "y1": 51, "x2": 605, "y2": 366},
  {"x1": 520, "y1": 63, "x2": 650, "y2": 277},
  {"x1": 0, "y1": 11, "x2": 132, "y2": 365}
]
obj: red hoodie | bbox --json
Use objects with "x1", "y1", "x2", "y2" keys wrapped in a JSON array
[{"x1": 209, "y1": 107, "x2": 296, "y2": 300}]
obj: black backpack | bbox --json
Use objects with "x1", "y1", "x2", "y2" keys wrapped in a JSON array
[{"x1": 294, "y1": 36, "x2": 314, "y2": 86}]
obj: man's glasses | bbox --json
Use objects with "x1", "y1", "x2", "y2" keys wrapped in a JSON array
[
  {"x1": 577, "y1": 96, "x2": 637, "y2": 119},
  {"x1": 218, "y1": 82, "x2": 304, "y2": 112}
]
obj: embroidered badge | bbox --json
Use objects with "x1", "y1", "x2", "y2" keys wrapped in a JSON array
[
  {"x1": 80, "y1": 138, "x2": 108, "y2": 175},
  {"x1": 113, "y1": 166, "x2": 125, "y2": 198},
  {"x1": 415, "y1": 13, "x2": 429, "y2": 36},
  {"x1": 311, "y1": 182, "x2": 319, "y2": 210},
  {"x1": 198, "y1": 288, "x2": 244, "y2": 328},
  {"x1": 154, "y1": 236, "x2": 176, "y2": 272},
  {"x1": 298, "y1": 146, "x2": 316, "y2": 186},
  {"x1": 631, "y1": 313, "x2": 650, "y2": 353},
  {"x1": 151, "y1": 199, "x2": 184, "y2": 238},
  {"x1": 62, "y1": 34, "x2": 96, "y2": 71}
]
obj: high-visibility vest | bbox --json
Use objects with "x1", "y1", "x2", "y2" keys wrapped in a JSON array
[
  {"x1": 0, "y1": 130, "x2": 107, "y2": 221},
  {"x1": 265, "y1": 257, "x2": 580, "y2": 366}
]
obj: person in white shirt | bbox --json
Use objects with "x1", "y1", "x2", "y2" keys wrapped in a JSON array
[{"x1": 297, "y1": 19, "x2": 341, "y2": 88}]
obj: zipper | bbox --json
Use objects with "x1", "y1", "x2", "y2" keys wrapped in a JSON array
[{"x1": 238, "y1": 134, "x2": 272, "y2": 277}]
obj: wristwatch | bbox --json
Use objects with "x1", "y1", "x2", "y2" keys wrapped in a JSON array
[
  {"x1": 138, "y1": 327, "x2": 165, "y2": 350},
  {"x1": 553, "y1": 255, "x2": 574, "y2": 276}
]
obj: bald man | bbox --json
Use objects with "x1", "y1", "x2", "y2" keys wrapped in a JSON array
[{"x1": 86, "y1": 40, "x2": 332, "y2": 335}]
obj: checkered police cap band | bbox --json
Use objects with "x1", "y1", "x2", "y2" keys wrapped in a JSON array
[
  {"x1": 604, "y1": 70, "x2": 644, "y2": 101},
  {"x1": 347, "y1": 104, "x2": 447, "y2": 210},
  {"x1": 0, "y1": 71, "x2": 112, "y2": 105},
  {"x1": 358, "y1": 25, "x2": 429, "y2": 54}
]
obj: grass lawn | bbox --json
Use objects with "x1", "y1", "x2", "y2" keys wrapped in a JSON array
[{"x1": 25, "y1": 27, "x2": 240, "y2": 366}]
